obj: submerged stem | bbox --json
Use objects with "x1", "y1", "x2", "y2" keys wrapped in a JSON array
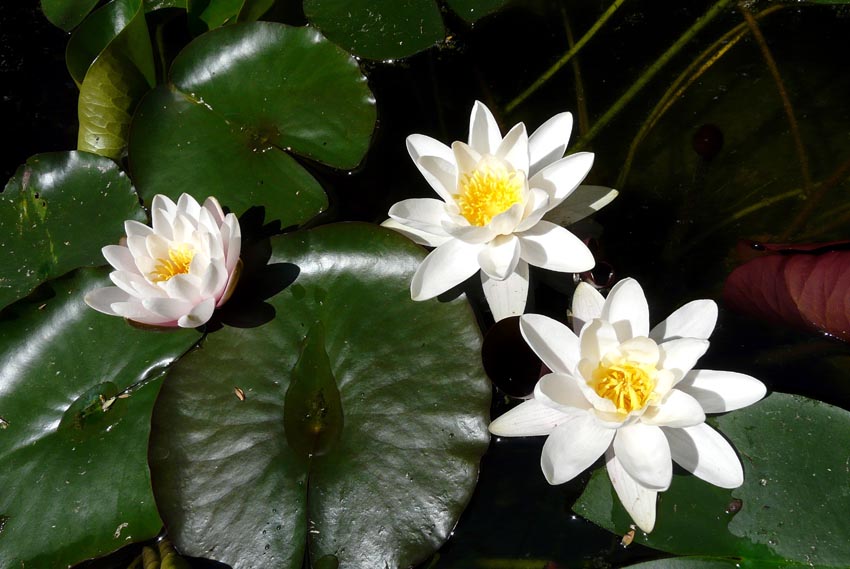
[{"x1": 505, "y1": 0, "x2": 628, "y2": 113}]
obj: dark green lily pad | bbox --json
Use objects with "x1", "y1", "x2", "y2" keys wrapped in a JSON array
[
  {"x1": 0, "y1": 151, "x2": 144, "y2": 311},
  {"x1": 149, "y1": 222, "x2": 490, "y2": 569},
  {"x1": 129, "y1": 22, "x2": 375, "y2": 226},
  {"x1": 40, "y1": 0, "x2": 101, "y2": 31},
  {"x1": 0, "y1": 268, "x2": 199, "y2": 568},
  {"x1": 574, "y1": 393, "x2": 850, "y2": 568}
]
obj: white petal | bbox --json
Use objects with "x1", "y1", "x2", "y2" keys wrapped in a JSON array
[
  {"x1": 389, "y1": 198, "x2": 452, "y2": 234},
  {"x1": 543, "y1": 185, "x2": 618, "y2": 227},
  {"x1": 144, "y1": 232, "x2": 171, "y2": 261},
  {"x1": 658, "y1": 338, "x2": 710, "y2": 378},
  {"x1": 482, "y1": 261, "x2": 529, "y2": 321},
  {"x1": 606, "y1": 450, "x2": 657, "y2": 533},
  {"x1": 102, "y1": 245, "x2": 140, "y2": 275},
  {"x1": 142, "y1": 297, "x2": 195, "y2": 322},
  {"x1": 677, "y1": 370, "x2": 766, "y2": 413},
  {"x1": 177, "y1": 297, "x2": 215, "y2": 328},
  {"x1": 535, "y1": 373, "x2": 592, "y2": 413},
  {"x1": 151, "y1": 193, "x2": 177, "y2": 216},
  {"x1": 452, "y1": 141, "x2": 482, "y2": 177},
  {"x1": 410, "y1": 239, "x2": 482, "y2": 300},
  {"x1": 110, "y1": 270, "x2": 162, "y2": 298},
  {"x1": 641, "y1": 389, "x2": 705, "y2": 428},
  {"x1": 579, "y1": 319, "x2": 620, "y2": 367},
  {"x1": 124, "y1": 219, "x2": 153, "y2": 238},
  {"x1": 571, "y1": 282, "x2": 604, "y2": 334},
  {"x1": 518, "y1": 220, "x2": 594, "y2": 272},
  {"x1": 200, "y1": 261, "x2": 227, "y2": 299},
  {"x1": 407, "y1": 133, "x2": 454, "y2": 163},
  {"x1": 488, "y1": 200, "x2": 525, "y2": 235},
  {"x1": 520, "y1": 314, "x2": 581, "y2": 375},
  {"x1": 222, "y1": 213, "x2": 242, "y2": 274},
  {"x1": 177, "y1": 193, "x2": 201, "y2": 219},
  {"x1": 664, "y1": 423, "x2": 744, "y2": 488},
  {"x1": 151, "y1": 206, "x2": 174, "y2": 240},
  {"x1": 515, "y1": 187, "x2": 551, "y2": 233},
  {"x1": 84, "y1": 287, "x2": 131, "y2": 316},
  {"x1": 443, "y1": 223, "x2": 496, "y2": 244},
  {"x1": 495, "y1": 123, "x2": 529, "y2": 174},
  {"x1": 528, "y1": 112, "x2": 572, "y2": 177},
  {"x1": 541, "y1": 413, "x2": 614, "y2": 485},
  {"x1": 650, "y1": 299, "x2": 718, "y2": 342},
  {"x1": 382, "y1": 218, "x2": 451, "y2": 248},
  {"x1": 164, "y1": 274, "x2": 203, "y2": 303},
  {"x1": 478, "y1": 235, "x2": 520, "y2": 280},
  {"x1": 468, "y1": 100, "x2": 501, "y2": 155},
  {"x1": 489, "y1": 398, "x2": 570, "y2": 437},
  {"x1": 202, "y1": 195, "x2": 226, "y2": 226},
  {"x1": 528, "y1": 152, "x2": 594, "y2": 205},
  {"x1": 617, "y1": 337, "x2": 659, "y2": 365},
  {"x1": 111, "y1": 300, "x2": 166, "y2": 324},
  {"x1": 613, "y1": 423, "x2": 672, "y2": 491},
  {"x1": 416, "y1": 156, "x2": 458, "y2": 203},
  {"x1": 602, "y1": 278, "x2": 649, "y2": 340}
]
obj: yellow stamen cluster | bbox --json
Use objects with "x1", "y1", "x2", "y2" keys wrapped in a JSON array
[
  {"x1": 591, "y1": 360, "x2": 657, "y2": 414},
  {"x1": 151, "y1": 244, "x2": 195, "y2": 283},
  {"x1": 456, "y1": 161, "x2": 524, "y2": 226}
]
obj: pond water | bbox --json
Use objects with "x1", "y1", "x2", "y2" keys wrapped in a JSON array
[{"x1": 3, "y1": 1, "x2": 850, "y2": 567}]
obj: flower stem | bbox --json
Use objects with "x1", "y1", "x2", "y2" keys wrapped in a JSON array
[
  {"x1": 504, "y1": 0, "x2": 628, "y2": 114},
  {"x1": 561, "y1": 6, "x2": 590, "y2": 136}
]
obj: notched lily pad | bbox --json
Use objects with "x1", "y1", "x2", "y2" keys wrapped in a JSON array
[{"x1": 149, "y1": 222, "x2": 491, "y2": 569}]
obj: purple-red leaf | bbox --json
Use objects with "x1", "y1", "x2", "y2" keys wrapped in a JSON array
[{"x1": 724, "y1": 242, "x2": 850, "y2": 341}]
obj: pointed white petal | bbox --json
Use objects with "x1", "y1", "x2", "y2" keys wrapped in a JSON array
[
  {"x1": 410, "y1": 239, "x2": 482, "y2": 300},
  {"x1": 151, "y1": 206, "x2": 174, "y2": 240},
  {"x1": 389, "y1": 198, "x2": 452, "y2": 233},
  {"x1": 650, "y1": 299, "x2": 718, "y2": 342},
  {"x1": 520, "y1": 313, "x2": 581, "y2": 374},
  {"x1": 617, "y1": 336, "x2": 659, "y2": 365},
  {"x1": 571, "y1": 282, "x2": 605, "y2": 334},
  {"x1": 489, "y1": 398, "x2": 570, "y2": 437},
  {"x1": 677, "y1": 369, "x2": 766, "y2": 413},
  {"x1": 102, "y1": 245, "x2": 140, "y2": 275},
  {"x1": 124, "y1": 219, "x2": 154, "y2": 238},
  {"x1": 452, "y1": 141, "x2": 483, "y2": 176},
  {"x1": 407, "y1": 133, "x2": 454, "y2": 162},
  {"x1": 658, "y1": 338, "x2": 710, "y2": 378},
  {"x1": 416, "y1": 156, "x2": 458, "y2": 202},
  {"x1": 164, "y1": 274, "x2": 203, "y2": 303},
  {"x1": 606, "y1": 450, "x2": 657, "y2": 533},
  {"x1": 518, "y1": 220, "x2": 594, "y2": 272},
  {"x1": 482, "y1": 261, "x2": 529, "y2": 321},
  {"x1": 84, "y1": 287, "x2": 131, "y2": 316},
  {"x1": 478, "y1": 235, "x2": 520, "y2": 280},
  {"x1": 641, "y1": 389, "x2": 705, "y2": 428},
  {"x1": 613, "y1": 423, "x2": 672, "y2": 491},
  {"x1": 602, "y1": 278, "x2": 649, "y2": 340},
  {"x1": 495, "y1": 123, "x2": 529, "y2": 174},
  {"x1": 202, "y1": 195, "x2": 226, "y2": 225},
  {"x1": 382, "y1": 218, "x2": 451, "y2": 248},
  {"x1": 142, "y1": 297, "x2": 195, "y2": 321},
  {"x1": 579, "y1": 318, "x2": 620, "y2": 366},
  {"x1": 528, "y1": 152, "x2": 594, "y2": 205},
  {"x1": 664, "y1": 423, "x2": 744, "y2": 488},
  {"x1": 541, "y1": 413, "x2": 614, "y2": 484},
  {"x1": 443, "y1": 223, "x2": 496, "y2": 244},
  {"x1": 200, "y1": 262, "x2": 227, "y2": 299},
  {"x1": 489, "y1": 200, "x2": 525, "y2": 235},
  {"x1": 515, "y1": 187, "x2": 551, "y2": 233},
  {"x1": 543, "y1": 185, "x2": 618, "y2": 227},
  {"x1": 535, "y1": 373, "x2": 592, "y2": 412},
  {"x1": 176, "y1": 193, "x2": 201, "y2": 219},
  {"x1": 468, "y1": 100, "x2": 501, "y2": 154},
  {"x1": 528, "y1": 112, "x2": 572, "y2": 176},
  {"x1": 151, "y1": 193, "x2": 177, "y2": 216},
  {"x1": 111, "y1": 300, "x2": 165, "y2": 324},
  {"x1": 177, "y1": 297, "x2": 216, "y2": 328}
]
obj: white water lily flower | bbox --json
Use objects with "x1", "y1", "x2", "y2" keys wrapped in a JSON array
[
  {"x1": 489, "y1": 278, "x2": 766, "y2": 532},
  {"x1": 85, "y1": 193, "x2": 241, "y2": 328},
  {"x1": 383, "y1": 101, "x2": 616, "y2": 321}
]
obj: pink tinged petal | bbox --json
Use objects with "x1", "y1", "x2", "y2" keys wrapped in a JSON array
[
  {"x1": 571, "y1": 282, "x2": 605, "y2": 334},
  {"x1": 124, "y1": 219, "x2": 154, "y2": 239},
  {"x1": 579, "y1": 318, "x2": 620, "y2": 366},
  {"x1": 602, "y1": 278, "x2": 650, "y2": 340},
  {"x1": 478, "y1": 234, "x2": 520, "y2": 280},
  {"x1": 482, "y1": 260, "x2": 529, "y2": 321},
  {"x1": 613, "y1": 423, "x2": 672, "y2": 491},
  {"x1": 151, "y1": 207, "x2": 175, "y2": 240},
  {"x1": 468, "y1": 100, "x2": 502, "y2": 155},
  {"x1": 197, "y1": 205, "x2": 220, "y2": 236},
  {"x1": 142, "y1": 297, "x2": 196, "y2": 321},
  {"x1": 543, "y1": 185, "x2": 618, "y2": 227},
  {"x1": 658, "y1": 338, "x2": 710, "y2": 378},
  {"x1": 641, "y1": 389, "x2": 705, "y2": 428},
  {"x1": 452, "y1": 141, "x2": 483, "y2": 177},
  {"x1": 534, "y1": 373, "x2": 592, "y2": 413},
  {"x1": 110, "y1": 270, "x2": 163, "y2": 298},
  {"x1": 520, "y1": 313, "x2": 581, "y2": 374},
  {"x1": 410, "y1": 239, "x2": 483, "y2": 301},
  {"x1": 151, "y1": 193, "x2": 177, "y2": 214},
  {"x1": 541, "y1": 413, "x2": 615, "y2": 485},
  {"x1": 677, "y1": 369, "x2": 766, "y2": 413},
  {"x1": 102, "y1": 245, "x2": 140, "y2": 275},
  {"x1": 202, "y1": 195, "x2": 226, "y2": 226},
  {"x1": 489, "y1": 398, "x2": 570, "y2": 437},
  {"x1": 518, "y1": 220, "x2": 594, "y2": 272},
  {"x1": 222, "y1": 214, "x2": 242, "y2": 272},
  {"x1": 382, "y1": 219, "x2": 451, "y2": 248},
  {"x1": 189, "y1": 252, "x2": 211, "y2": 279},
  {"x1": 528, "y1": 112, "x2": 573, "y2": 177},
  {"x1": 489, "y1": 200, "x2": 525, "y2": 235},
  {"x1": 515, "y1": 187, "x2": 551, "y2": 233},
  {"x1": 528, "y1": 152, "x2": 595, "y2": 205},
  {"x1": 177, "y1": 193, "x2": 202, "y2": 219},
  {"x1": 177, "y1": 297, "x2": 216, "y2": 328},
  {"x1": 200, "y1": 261, "x2": 228, "y2": 299},
  {"x1": 606, "y1": 450, "x2": 657, "y2": 533},
  {"x1": 164, "y1": 274, "x2": 203, "y2": 303},
  {"x1": 218, "y1": 258, "x2": 242, "y2": 307},
  {"x1": 650, "y1": 299, "x2": 718, "y2": 342},
  {"x1": 389, "y1": 198, "x2": 452, "y2": 234},
  {"x1": 416, "y1": 156, "x2": 458, "y2": 203},
  {"x1": 664, "y1": 423, "x2": 744, "y2": 488},
  {"x1": 112, "y1": 301, "x2": 169, "y2": 324},
  {"x1": 84, "y1": 286, "x2": 131, "y2": 316},
  {"x1": 495, "y1": 123, "x2": 529, "y2": 174}
]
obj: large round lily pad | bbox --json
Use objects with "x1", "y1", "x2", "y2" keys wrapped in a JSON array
[
  {"x1": 574, "y1": 393, "x2": 850, "y2": 568},
  {"x1": 0, "y1": 268, "x2": 199, "y2": 568},
  {"x1": 149, "y1": 222, "x2": 491, "y2": 568},
  {"x1": 129, "y1": 22, "x2": 376, "y2": 227}
]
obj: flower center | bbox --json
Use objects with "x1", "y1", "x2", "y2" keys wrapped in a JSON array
[
  {"x1": 455, "y1": 160, "x2": 524, "y2": 226},
  {"x1": 591, "y1": 360, "x2": 657, "y2": 414},
  {"x1": 151, "y1": 244, "x2": 195, "y2": 283}
]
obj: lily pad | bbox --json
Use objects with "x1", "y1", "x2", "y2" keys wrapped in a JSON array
[
  {"x1": 149, "y1": 222, "x2": 491, "y2": 569},
  {"x1": 574, "y1": 393, "x2": 850, "y2": 567},
  {"x1": 0, "y1": 268, "x2": 199, "y2": 568},
  {"x1": 40, "y1": 0, "x2": 101, "y2": 31},
  {"x1": 129, "y1": 22, "x2": 376, "y2": 227},
  {"x1": 0, "y1": 151, "x2": 144, "y2": 311}
]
